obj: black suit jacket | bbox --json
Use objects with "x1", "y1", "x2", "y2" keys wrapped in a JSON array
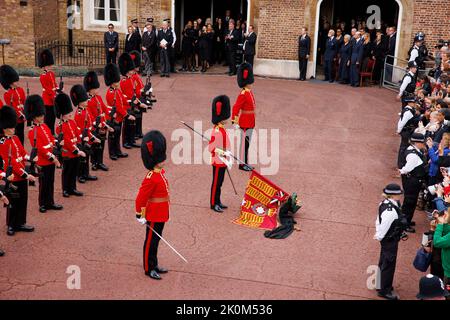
[
  {"x1": 104, "y1": 31, "x2": 119, "y2": 51},
  {"x1": 244, "y1": 32, "x2": 257, "y2": 55},
  {"x1": 298, "y1": 35, "x2": 311, "y2": 58},
  {"x1": 225, "y1": 29, "x2": 240, "y2": 51},
  {"x1": 157, "y1": 28, "x2": 174, "y2": 49},
  {"x1": 324, "y1": 37, "x2": 338, "y2": 61},
  {"x1": 125, "y1": 32, "x2": 141, "y2": 53},
  {"x1": 388, "y1": 33, "x2": 397, "y2": 56},
  {"x1": 142, "y1": 28, "x2": 157, "y2": 51}
]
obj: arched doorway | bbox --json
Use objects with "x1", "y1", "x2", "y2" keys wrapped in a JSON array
[{"x1": 311, "y1": 0, "x2": 402, "y2": 78}]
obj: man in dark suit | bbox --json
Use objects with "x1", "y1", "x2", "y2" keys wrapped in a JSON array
[
  {"x1": 385, "y1": 26, "x2": 397, "y2": 82},
  {"x1": 298, "y1": 27, "x2": 311, "y2": 81},
  {"x1": 350, "y1": 31, "x2": 364, "y2": 87},
  {"x1": 157, "y1": 20, "x2": 174, "y2": 77},
  {"x1": 104, "y1": 23, "x2": 119, "y2": 64},
  {"x1": 323, "y1": 29, "x2": 337, "y2": 82},
  {"x1": 225, "y1": 20, "x2": 239, "y2": 76},
  {"x1": 243, "y1": 25, "x2": 257, "y2": 67}
]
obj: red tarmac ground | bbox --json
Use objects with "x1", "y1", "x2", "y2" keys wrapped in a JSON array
[{"x1": 0, "y1": 73, "x2": 425, "y2": 300}]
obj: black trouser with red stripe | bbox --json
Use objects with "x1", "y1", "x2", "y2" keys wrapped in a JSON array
[
  {"x1": 39, "y1": 164, "x2": 55, "y2": 207},
  {"x1": 44, "y1": 105, "x2": 56, "y2": 135},
  {"x1": 6, "y1": 180, "x2": 28, "y2": 228},
  {"x1": 123, "y1": 117, "x2": 136, "y2": 146},
  {"x1": 239, "y1": 128, "x2": 253, "y2": 165},
  {"x1": 143, "y1": 221, "x2": 165, "y2": 272},
  {"x1": 91, "y1": 138, "x2": 106, "y2": 166},
  {"x1": 108, "y1": 122, "x2": 122, "y2": 156},
  {"x1": 210, "y1": 166, "x2": 226, "y2": 208},
  {"x1": 62, "y1": 157, "x2": 79, "y2": 192},
  {"x1": 78, "y1": 152, "x2": 91, "y2": 179},
  {"x1": 16, "y1": 122, "x2": 25, "y2": 145}
]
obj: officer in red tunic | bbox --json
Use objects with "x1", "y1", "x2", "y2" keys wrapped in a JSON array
[
  {"x1": 209, "y1": 95, "x2": 232, "y2": 213},
  {"x1": 118, "y1": 53, "x2": 140, "y2": 149},
  {"x1": 71, "y1": 85, "x2": 100, "y2": 184},
  {"x1": 24, "y1": 95, "x2": 63, "y2": 213},
  {"x1": 232, "y1": 62, "x2": 256, "y2": 172},
  {"x1": 104, "y1": 63, "x2": 129, "y2": 161},
  {"x1": 54, "y1": 93, "x2": 86, "y2": 198},
  {"x1": 0, "y1": 65, "x2": 26, "y2": 144},
  {"x1": 0, "y1": 106, "x2": 36, "y2": 236},
  {"x1": 135, "y1": 130, "x2": 169, "y2": 280},
  {"x1": 129, "y1": 50, "x2": 149, "y2": 140},
  {"x1": 84, "y1": 71, "x2": 112, "y2": 171},
  {"x1": 38, "y1": 49, "x2": 61, "y2": 135}
]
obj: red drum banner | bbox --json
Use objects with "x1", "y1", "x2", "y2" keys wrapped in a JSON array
[{"x1": 233, "y1": 171, "x2": 289, "y2": 230}]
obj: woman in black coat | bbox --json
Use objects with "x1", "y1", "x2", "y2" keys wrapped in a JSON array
[
  {"x1": 125, "y1": 26, "x2": 141, "y2": 53},
  {"x1": 214, "y1": 18, "x2": 225, "y2": 64},
  {"x1": 372, "y1": 30, "x2": 387, "y2": 83},
  {"x1": 181, "y1": 22, "x2": 194, "y2": 71},
  {"x1": 338, "y1": 34, "x2": 351, "y2": 84},
  {"x1": 199, "y1": 26, "x2": 209, "y2": 72},
  {"x1": 206, "y1": 24, "x2": 215, "y2": 67},
  {"x1": 192, "y1": 21, "x2": 200, "y2": 70}
]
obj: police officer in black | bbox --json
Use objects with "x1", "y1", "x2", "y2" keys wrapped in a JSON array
[
  {"x1": 397, "y1": 96, "x2": 420, "y2": 169},
  {"x1": 397, "y1": 61, "x2": 418, "y2": 107},
  {"x1": 375, "y1": 183, "x2": 408, "y2": 300},
  {"x1": 399, "y1": 133, "x2": 427, "y2": 233},
  {"x1": 408, "y1": 32, "x2": 428, "y2": 70}
]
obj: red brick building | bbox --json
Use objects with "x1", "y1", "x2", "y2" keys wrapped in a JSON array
[{"x1": 0, "y1": 0, "x2": 449, "y2": 78}]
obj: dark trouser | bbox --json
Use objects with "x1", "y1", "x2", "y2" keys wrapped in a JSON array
[
  {"x1": 62, "y1": 157, "x2": 79, "y2": 192},
  {"x1": 16, "y1": 122, "x2": 25, "y2": 145},
  {"x1": 159, "y1": 49, "x2": 170, "y2": 75},
  {"x1": 143, "y1": 51, "x2": 154, "y2": 75},
  {"x1": 324, "y1": 59, "x2": 333, "y2": 81},
  {"x1": 228, "y1": 49, "x2": 237, "y2": 74},
  {"x1": 135, "y1": 112, "x2": 143, "y2": 137},
  {"x1": 108, "y1": 122, "x2": 123, "y2": 156},
  {"x1": 106, "y1": 51, "x2": 117, "y2": 64},
  {"x1": 240, "y1": 128, "x2": 253, "y2": 165},
  {"x1": 44, "y1": 105, "x2": 56, "y2": 135},
  {"x1": 245, "y1": 54, "x2": 255, "y2": 67},
  {"x1": 298, "y1": 56, "x2": 308, "y2": 80},
  {"x1": 350, "y1": 63, "x2": 360, "y2": 86},
  {"x1": 91, "y1": 138, "x2": 106, "y2": 166},
  {"x1": 123, "y1": 117, "x2": 136, "y2": 146},
  {"x1": 78, "y1": 152, "x2": 91, "y2": 178},
  {"x1": 401, "y1": 175, "x2": 423, "y2": 225},
  {"x1": 39, "y1": 164, "x2": 55, "y2": 207},
  {"x1": 211, "y1": 166, "x2": 226, "y2": 207},
  {"x1": 169, "y1": 47, "x2": 175, "y2": 72},
  {"x1": 6, "y1": 180, "x2": 28, "y2": 228},
  {"x1": 378, "y1": 238, "x2": 399, "y2": 294},
  {"x1": 398, "y1": 131, "x2": 412, "y2": 169},
  {"x1": 143, "y1": 221, "x2": 165, "y2": 272}
]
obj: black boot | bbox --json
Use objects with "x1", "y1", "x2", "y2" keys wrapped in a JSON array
[
  {"x1": 146, "y1": 270, "x2": 162, "y2": 280},
  {"x1": 0, "y1": 249, "x2": 4, "y2": 256}
]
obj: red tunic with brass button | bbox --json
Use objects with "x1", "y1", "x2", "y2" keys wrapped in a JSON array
[
  {"x1": 87, "y1": 94, "x2": 108, "y2": 129},
  {"x1": 120, "y1": 77, "x2": 135, "y2": 111},
  {"x1": 231, "y1": 87, "x2": 256, "y2": 129},
  {"x1": 27, "y1": 123, "x2": 56, "y2": 167},
  {"x1": 208, "y1": 124, "x2": 230, "y2": 168},
  {"x1": 105, "y1": 87, "x2": 128, "y2": 123},
  {"x1": 40, "y1": 70, "x2": 58, "y2": 106},
  {"x1": 55, "y1": 119, "x2": 81, "y2": 159},
  {"x1": 0, "y1": 136, "x2": 29, "y2": 182},
  {"x1": 74, "y1": 107, "x2": 95, "y2": 143},
  {"x1": 135, "y1": 168, "x2": 170, "y2": 223},
  {"x1": 3, "y1": 88, "x2": 26, "y2": 123},
  {"x1": 132, "y1": 73, "x2": 144, "y2": 99}
]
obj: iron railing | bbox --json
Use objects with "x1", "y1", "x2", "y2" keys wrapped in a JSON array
[{"x1": 382, "y1": 55, "x2": 432, "y2": 92}]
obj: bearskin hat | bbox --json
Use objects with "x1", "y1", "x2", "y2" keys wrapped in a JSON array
[
  {"x1": 83, "y1": 71, "x2": 100, "y2": 92},
  {"x1": 104, "y1": 63, "x2": 121, "y2": 86},
  {"x1": 118, "y1": 53, "x2": 135, "y2": 76},
  {"x1": 129, "y1": 51, "x2": 142, "y2": 69},
  {"x1": 211, "y1": 95, "x2": 231, "y2": 125},
  {"x1": 141, "y1": 130, "x2": 167, "y2": 170},
  {"x1": 24, "y1": 95, "x2": 45, "y2": 121},
  {"x1": 0, "y1": 65, "x2": 19, "y2": 90},
  {"x1": 69, "y1": 84, "x2": 88, "y2": 107},
  {"x1": 38, "y1": 49, "x2": 55, "y2": 68},
  {"x1": 0, "y1": 106, "x2": 18, "y2": 130},
  {"x1": 54, "y1": 93, "x2": 73, "y2": 118},
  {"x1": 237, "y1": 62, "x2": 254, "y2": 88}
]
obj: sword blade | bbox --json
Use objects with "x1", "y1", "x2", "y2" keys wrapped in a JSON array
[{"x1": 146, "y1": 224, "x2": 188, "y2": 263}]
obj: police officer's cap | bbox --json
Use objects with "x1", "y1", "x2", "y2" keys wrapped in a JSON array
[
  {"x1": 131, "y1": 18, "x2": 138, "y2": 23},
  {"x1": 147, "y1": 17, "x2": 154, "y2": 23},
  {"x1": 410, "y1": 132, "x2": 425, "y2": 143},
  {"x1": 417, "y1": 274, "x2": 450, "y2": 299},
  {"x1": 404, "y1": 96, "x2": 416, "y2": 103},
  {"x1": 408, "y1": 61, "x2": 418, "y2": 69},
  {"x1": 383, "y1": 184, "x2": 403, "y2": 195}
]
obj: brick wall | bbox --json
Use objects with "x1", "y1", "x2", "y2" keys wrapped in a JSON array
[{"x1": 33, "y1": 0, "x2": 60, "y2": 41}]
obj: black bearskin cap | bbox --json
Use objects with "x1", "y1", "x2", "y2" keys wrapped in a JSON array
[
  {"x1": 24, "y1": 95, "x2": 46, "y2": 121},
  {"x1": 237, "y1": 62, "x2": 254, "y2": 88},
  {"x1": 211, "y1": 95, "x2": 231, "y2": 125},
  {"x1": 0, "y1": 65, "x2": 19, "y2": 90},
  {"x1": 83, "y1": 71, "x2": 100, "y2": 91},
  {"x1": 104, "y1": 63, "x2": 121, "y2": 86},
  {"x1": 38, "y1": 49, "x2": 55, "y2": 68},
  {"x1": 54, "y1": 93, "x2": 73, "y2": 118},
  {"x1": 70, "y1": 84, "x2": 89, "y2": 106},
  {"x1": 141, "y1": 130, "x2": 167, "y2": 170}
]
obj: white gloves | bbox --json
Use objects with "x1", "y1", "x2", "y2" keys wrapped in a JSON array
[{"x1": 136, "y1": 217, "x2": 147, "y2": 225}]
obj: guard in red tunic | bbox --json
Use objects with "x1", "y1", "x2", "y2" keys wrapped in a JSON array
[
  {"x1": 0, "y1": 65, "x2": 26, "y2": 144},
  {"x1": 85, "y1": 71, "x2": 112, "y2": 172},
  {"x1": 71, "y1": 85, "x2": 100, "y2": 184},
  {"x1": 104, "y1": 63, "x2": 129, "y2": 161},
  {"x1": 119, "y1": 53, "x2": 139, "y2": 149},
  {"x1": 24, "y1": 95, "x2": 63, "y2": 213},
  {"x1": 38, "y1": 49, "x2": 61, "y2": 135},
  {"x1": 0, "y1": 106, "x2": 36, "y2": 236},
  {"x1": 135, "y1": 130, "x2": 169, "y2": 280},
  {"x1": 232, "y1": 62, "x2": 256, "y2": 171},
  {"x1": 129, "y1": 50, "x2": 149, "y2": 140},
  {"x1": 54, "y1": 93, "x2": 86, "y2": 198},
  {"x1": 209, "y1": 95, "x2": 231, "y2": 213}
]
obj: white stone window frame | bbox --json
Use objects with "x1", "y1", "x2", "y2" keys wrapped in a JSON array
[{"x1": 83, "y1": 0, "x2": 128, "y2": 34}]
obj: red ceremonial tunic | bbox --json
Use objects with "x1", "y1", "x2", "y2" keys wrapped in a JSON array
[
  {"x1": 55, "y1": 119, "x2": 81, "y2": 159},
  {"x1": 40, "y1": 70, "x2": 58, "y2": 106},
  {"x1": 27, "y1": 123, "x2": 56, "y2": 167},
  {"x1": 74, "y1": 107, "x2": 95, "y2": 143},
  {"x1": 3, "y1": 88, "x2": 26, "y2": 123},
  {"x1": 232, "y1": 88, "x2": 256, "y2": 129},
  {"x1": 0, "y1": 135, "x2": 29, "y2": 182},
  {"x1": 132, "y1": 73, "x2": 144, "y2": 99},
  {"x1": 87, "y1": 94, "x2": 108, "y2": 128},
  {"x1": 105, "y1": 87, "x2": 128, "y2": 123},
  {"x1": 135, "y1": 168, "x2": 170, "y2": 223},
  {"x1": 208, "y1": 124, "x2": 230, "y2": 168},
  {"x1": 119, "y1": 77, "x2": 135, "y2": 111}
]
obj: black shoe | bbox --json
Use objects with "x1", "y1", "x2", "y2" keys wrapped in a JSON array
[
  {"x1": 155, "y1": 266, "x2": 168, "y2": 274},
  {"x1": 239, "y1": 164, "x2": 253, "y2": 172},
  {"x1": 16, "y1": 225, "x2": 35, "y2": 232},
  {"x1": 409, "y1": 221, "x2": 416, "y2": 227},
  {"x1": 123, "y1": 144, "x2": 132, "y2": 149},
  {"x1": 7, "y1": 227, "x2": 15, "y2": 236},
  {"x1": 377, "y1": 291, "x2": 399, "y2": 300},
  {"x1": 48, "y1": 204, "x2": 63, "y2": 211},
  {"x1": 109, "y1": 155, "x2": 118, "y2": 161},
  {"x1": 39, "y1": 206, "x2": 47, "y2": 213},
  {"x1": 0, "y1": 249, "x2": 4, "y2": 257},
  {"x1": 131, "y1": 143, "x2": 141, "y2": 148},
  {"x1": 147, "y1": 270, "x2": 162, "y2": 280},
  {"x1": 405, "y1": 226, "x2": 416, "y2": 233},
  {"x1": 166, "y1": 74, "x2": 170, "y2": 78},
  {"x1": 78, "y1": 177, "x2": 86, "y2": 184},
  {"x1": 98, "y1": 163, "x2": 109, "y2": 171},
  {"x1": 70, "y1": 190, "x2": 84, "y2": 197},
  {"x1": 117, "y1": 153, "x2": 128, "y2": 158},
  {"x1": 91, "y1": 164, "x2": 98, "y2": 171},
  {"x1": 212, "y1": 205, "x2": 224, "y2": 213},
  {"x1": 219, "y1": 203, "x2": 228, "y2": 209},
  {"x1": 63, "y1": 191, "x2": 70, "y2": 198},
  {"x1": 137, "y1": 134, "x2": 144, "y2": 139},
  {"x1": 86, "y1": 175, "x2": 98, "y2": 181},
  {"x1": 329, "y1": 80, "x2": 334, "y2": 83},
  {"x1": 160, "y1": 74, "x2": 165, "y2": 77}
]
